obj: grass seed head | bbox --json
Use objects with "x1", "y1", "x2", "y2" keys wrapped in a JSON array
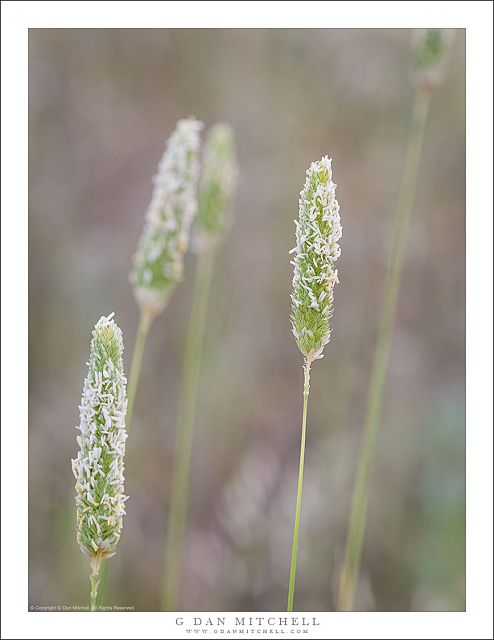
[
  {"x1": 72, "y1": 313, "x2": 128, "y2": 561},
  {"x1": 130, "y1": 118, "x2": 203, "y2": 318},
  {"x1": 290, "y1": 156, "x2": 342, "y2": 363},
  {"x1": 194, "y1": 123, "x2": 238, "y2": 251},
  {"x1": 413, "y1": 29, "x2": 455, "y2": 90}
]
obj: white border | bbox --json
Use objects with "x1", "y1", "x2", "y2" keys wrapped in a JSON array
[{"x1": 2, "y1": 2, "x2": 492, "y2": 638}]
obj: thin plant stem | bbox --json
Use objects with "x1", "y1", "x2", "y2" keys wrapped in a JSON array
[
  {"x1": 162, "y1": 247, "x2": 215, "y2": 611},
  {"x1": 90, "y1": 555, "x2": 102, "y2": 612},
  {"x1": 126, "y1": 311, "x2": 152, "y2": 431},
  {"x1": 94, "y1": 310, "x2": 152, "y2": 606},
  {"x1": 287, "y1": 359, "x2": 312, "y2": 612},
  {"x1": 338, "y1": 87, "x2": 431, "y2": 611}
]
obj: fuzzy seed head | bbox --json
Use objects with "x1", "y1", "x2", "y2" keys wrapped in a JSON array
[
  {"x1": 413, "y1": 29, "x2": 455, "y2": 90},
  {"x1": 290, "y1": 156, "x2": 342, "y2": 362},
  {"x1": 130, "y1": 118, "x2": 203, "y2": 318},
  {"x1": 72, "y1": 313, "x2": 128, "y2": 561},
  {"x1": 194, "y1": 123, "x2": 238, "y2": 251}
]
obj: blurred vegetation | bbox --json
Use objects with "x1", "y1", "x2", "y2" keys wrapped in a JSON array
[{"x1": 28, "y1": 28, "x2": 465, "y2": 611}]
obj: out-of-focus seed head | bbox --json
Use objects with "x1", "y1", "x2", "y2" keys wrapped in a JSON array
[
  {"x1": 194, "y1": 124, "x2": 238, "y2": 251},
  {"x1": 413, "y1": 29, "x2": 455, "y2": 90},
  {"x1": 130, "y1": 118, "x2": 203, "y2": 319},
  {"x1": 290, "y1": 156, "x2": 342, "y2": 363},
  {"x1": 72, "y1": 313, "x2": 128, "y2": 561}
]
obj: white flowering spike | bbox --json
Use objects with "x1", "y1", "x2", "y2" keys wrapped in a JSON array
[
  {"x1": 290, "y1": 156, "x2": 342, "y2": 362},
  {"x1": 72, "y1": 313, "x2": 128, "y2": 562},
  {"x1": 413, "y1": 29, "x2": 455, "y2": 90},
  {"x1": 194, "y1": 123, "x2": 238, "y2": 250},
  {"x1": 130, "y1": 118, "x2": 203, "y2": 318}
]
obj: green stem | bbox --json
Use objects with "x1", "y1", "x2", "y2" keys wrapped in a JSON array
[
  {"x1": 126, "y1": 311, "x2": 152, "y2": 431},
  {"x1": 287, "y1": 360, "x2": 312, "y2": 612},
  {"x1": 162, "y1": 248, "x2": 215, "y2": 611},
  {"x1": 338, "y1": 88, "x2": 431, "y2": 611},
  {"x1": 90, "y1": 556, "x2": 102, "y2": 612},
  {"x1": 95, "y1": 310, "x2": 152, "y2": 607}
]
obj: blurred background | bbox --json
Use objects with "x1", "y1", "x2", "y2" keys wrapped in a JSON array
[{"x1": 29, "y1": 29, "x2": 465, "y2": 612}]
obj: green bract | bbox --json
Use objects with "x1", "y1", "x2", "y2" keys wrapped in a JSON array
[
  {"x1": 195, "y1": 124, "x2": 238, "y2": 250},
  {"x1": 130, "y1": 118, "x2": 203, "y2": 318},
  {"x1": 72, "y1": 313, "x2": 128, "y2": 560},
  {"x1": 290, "y1": 156, "x2": 342, "y2": 362}
]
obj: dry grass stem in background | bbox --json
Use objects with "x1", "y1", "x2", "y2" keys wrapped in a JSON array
[
  {"x1": 163, "y1": 124, "x2": 238, "y2": 611},
  {"x1": 338, "y1": 29, "x2": 455, "y2": 612}
]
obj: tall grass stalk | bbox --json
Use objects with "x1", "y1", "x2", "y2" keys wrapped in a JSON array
[
  {"x1": 126, "y1": 310, "x2": 153, "y2": 430},
  {"x1": 287, "y1": 360, "x2": 312, "y2": 612},
  {"x1": 288, "y1": 156, "x2": 342, "y2": 611},
  {"x1": 162, "y1": 124, "x2": 237, "y2": 611},
  {"x1": 162, "y1": 247, "x2": 215, "y2": 611},
  {"x1": 338, "y1": 29, "x2": 453, "y2": 611}
]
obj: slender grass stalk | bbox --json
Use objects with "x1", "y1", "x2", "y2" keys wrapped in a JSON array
[
  {"x1": 94, "y1": 550, "x2": 109, "y2": 609},
  {"x1": 126, "y1": 311, "x2": 152, "y2": 431},
  {"x1": 162, "y1": 124, "x2": 238, "y2": 611},
  {"x1": 288, "y1": 156, "x2": 342, "y2": 610},
  {"x1": 162, "y1": 247, "x2": 215, "y2": 611},
  {"x1": 90, "y1": 556, "x2": 102, "y2": 612},
  {"x1": 338, "y1": 89, "x2": 430, "y2": 611},
  {"x1": 337, "y1": 30, "x2": 453, "y2": 611},
  {"x1": 287, "y1": 360, "x2": 311, "y2": 612}
]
